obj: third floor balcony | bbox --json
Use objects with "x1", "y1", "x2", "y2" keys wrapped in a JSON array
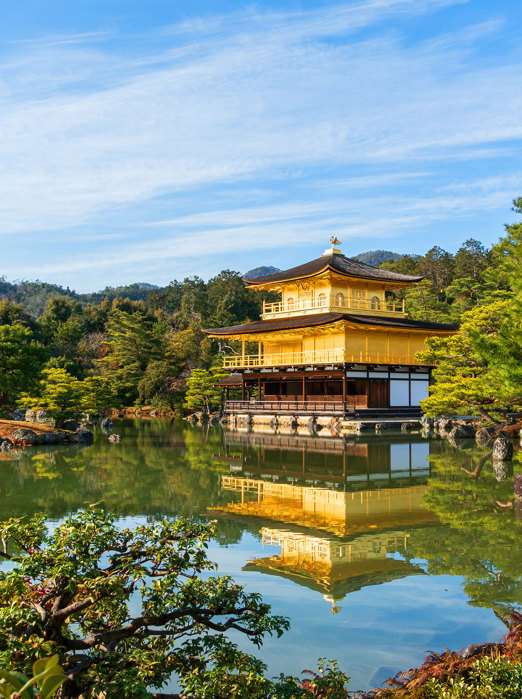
[{"x1": 261, "y1": 294, "x2": 406, "y2": 319}]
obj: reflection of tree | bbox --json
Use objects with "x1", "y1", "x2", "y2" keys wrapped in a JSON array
[
  {"x1": 405, "y1": 445, "x2": 521, "y2": 615},
  {"x1": 0, "y1": 421, "x2": 241, "y2": 545}
]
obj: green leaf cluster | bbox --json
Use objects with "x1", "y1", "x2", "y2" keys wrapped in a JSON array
[
  {"x1": 0, "y1": 656, "x2": 67, "y2": 699},
  {"x1": 0, "y1": 325, "x2": 46, "y2": 410},
  {"x1": 19, "y1": 369, "x2": 117, "y2": 424}
]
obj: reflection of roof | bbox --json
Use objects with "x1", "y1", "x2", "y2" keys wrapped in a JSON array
[
  {"x1": 244, "y1": 253, "x2": 423, "y2": 285},
  {"x1": 243, "y1": 556, "x2": 425, "y2": 600},
  {"x1": 203, "y1": 312, "x2": 458, "y2": 336}
]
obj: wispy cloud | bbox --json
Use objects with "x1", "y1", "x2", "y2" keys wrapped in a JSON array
[{"x1": 0, "y1": 0, "x2": 519, "y2": 237}]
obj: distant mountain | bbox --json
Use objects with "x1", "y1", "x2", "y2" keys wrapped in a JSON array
[
  {"x1": 353, "y1": 250, "x2": 404, "y2": 267},
  {"x1": 243, "y1": 266, "x2": 281, "y2": 280}
]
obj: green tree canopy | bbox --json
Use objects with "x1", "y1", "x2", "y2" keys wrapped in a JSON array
[
  {"x1": 19, "y1": 368, "x2": 82, "y2": 425},
  {"x1": 418, "y1": 199, "x2": 522, "y2": 421},
  {"x1": 184, "y1": 368, "x2": 227, "y2": 414},
  {"x1": 0, "y1": 324, "x2": 46, "y2": 409},
  {"x1": 0, "y1": 508, "x2": 290, "y2": 698}
]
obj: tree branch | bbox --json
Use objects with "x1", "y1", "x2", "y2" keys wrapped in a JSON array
[{"x1": 51, "y1": 596, "x2": 96, "y2": 625}]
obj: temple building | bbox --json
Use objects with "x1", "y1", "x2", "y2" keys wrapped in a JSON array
[{"x1": 204, "y1": 238, "x2": 457, "y2": 417}]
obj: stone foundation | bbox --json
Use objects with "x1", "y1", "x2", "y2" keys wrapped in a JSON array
[{"x1": 225, "y1": 413, "x2": 421, "y2": 434}]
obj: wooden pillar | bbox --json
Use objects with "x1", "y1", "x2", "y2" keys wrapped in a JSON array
[
  {"x1": 257, "y1": 377, "x2": 261, "y2": 402},
  {"x1": 258, "y1": 340, "x2": 262, "y2": 364},
  {"x1": 241, "y1": 377, "x2": 245, "y2": 401},
  {"x1": 342, "y1": 363, "x2": 347, "y2": 414},
  {"x1": 241, "y1": 339, "x2": 245, "y2": 365},
  {"x1": 302, "y1": 375, "x2": 306, "y2": 403}
]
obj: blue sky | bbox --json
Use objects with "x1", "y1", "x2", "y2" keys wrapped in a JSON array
[{"x1": 2, "y1": 0, "x2": 521, "y2": 291}]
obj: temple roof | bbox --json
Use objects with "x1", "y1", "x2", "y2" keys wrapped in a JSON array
[
  {"x1": 244, "y1": 252, "x2": 423, "y2": 286},
  {"x1": 213, "y1": 373, "x2": 243, "y2": 386},
  {"x1": 203, "y1": 312, "x2": 458, "y2": 336}
]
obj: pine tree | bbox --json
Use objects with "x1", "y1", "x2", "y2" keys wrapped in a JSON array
[
  {"x1": 184, "y1": 368, "x2": 227, "y2": 414},
  {"x1": 19, "y1": 368, "x2": 83, "y2": 425}
]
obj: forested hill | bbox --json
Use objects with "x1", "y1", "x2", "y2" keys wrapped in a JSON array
[
  {"x1": 243, "y1": 266, "x2": 281, "y2": 280},
  {"x1": 0, "y1": 279, "x2": 165, "y2": 317}
]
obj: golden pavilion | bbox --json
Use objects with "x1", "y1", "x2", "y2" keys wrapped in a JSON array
[{"x1": 203, "y1": 238, "x2": 457, "y2": 416}]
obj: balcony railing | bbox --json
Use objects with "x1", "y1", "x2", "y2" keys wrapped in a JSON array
[
  {"x1": 223, "y1": 348, "x2": 422, "y2": 368},
  {"x1": 262, "y1": 295, "x2": 405, "y2": 319},
  {"x1": 224, "y1": 398, "x2": 366, "y2": 414}
]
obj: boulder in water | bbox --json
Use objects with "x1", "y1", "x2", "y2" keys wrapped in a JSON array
[
  {"x1": 437, "y1": 418, "x2": 453, "y2": 435},
  {"x1": 11, "y1": 429, "x2": 37, "y2": 444},
  {"x1": 492, "y1": 436, "x2": 513, "y2": 462},
  {"x1": 493, "y1": 460, "x2": 513, "y2": 482},
  {"x1": 476, "y1": 426, "x2": 497, "y2": 446},
  {"x1": 448, "y1": 423, "x2": 475, "y2": 440},
  {"x1": 100, "y1": 417, "x2": 113, "y2": 433}
]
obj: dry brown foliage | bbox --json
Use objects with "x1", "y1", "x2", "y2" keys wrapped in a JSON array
[{"x1": 375, "y1": 611, "x2": 522, "y2": 697}]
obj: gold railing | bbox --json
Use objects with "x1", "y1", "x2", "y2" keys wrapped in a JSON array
[
  {"x1": 222, "y1": 348, "x2": 421, "y2": 368},
  {"x1": 262, "y1": 296, "x2": 405, "y2": 318}
]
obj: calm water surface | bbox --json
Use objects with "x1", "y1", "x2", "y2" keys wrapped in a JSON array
[{"x1": 1, "y1": 419, "x2": 520, "y2": 691}]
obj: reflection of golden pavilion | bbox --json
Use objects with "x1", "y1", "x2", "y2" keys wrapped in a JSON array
[
  {"x1": 214, "y1": 476, "x2": 438, "y2": 537},
  {"x1": 211, "y1": 474, "x2": 436, "y2": 608},
  {"x1": 245, "y1": 528, "x2": 424, "y2": 609}
]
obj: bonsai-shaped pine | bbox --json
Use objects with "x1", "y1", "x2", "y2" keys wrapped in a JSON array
[
  {"x1": 184, "y1": 367, "x2": 227, "y2": 415},
  {"x1": 0, "y1": 508, "x2": 290, "y2": 698},
  {"x1": 19, "y1": 368, "x2": 83, "y2": 427}
]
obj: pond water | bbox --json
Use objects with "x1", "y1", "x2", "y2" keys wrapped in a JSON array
[{"x1": 0, "y1": 419, "x2": 520, "y2": 691}]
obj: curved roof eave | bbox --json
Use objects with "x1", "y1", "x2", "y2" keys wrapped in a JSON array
[
  {"x1": 203, "y1": 312, "x2": 459, "y2": 337},
  {"x1": 243, "y1": 253, "x2": 424, "y2": 286}
]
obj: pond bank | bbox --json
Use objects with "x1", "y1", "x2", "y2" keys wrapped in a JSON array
[{"x1": 0, "y1": 419, "x2": 83, "y2": 446}]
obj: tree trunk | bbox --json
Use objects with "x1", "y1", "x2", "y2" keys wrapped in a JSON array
[{"x1": 477, "y1": 407, "x2": 501, "y2": 425}]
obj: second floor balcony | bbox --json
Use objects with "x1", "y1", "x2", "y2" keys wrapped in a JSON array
[
  {"x1": 223, "y1": 347, "x2": 423, "y2": 369},
  {"x1": 262, "y1": 295, "x2": 406, "y2": 319}
]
